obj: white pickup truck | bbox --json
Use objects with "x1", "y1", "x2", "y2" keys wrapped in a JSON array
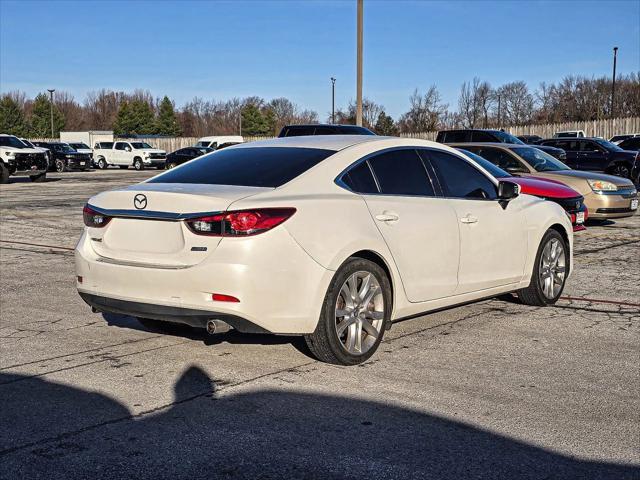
[{"x1": 93, "y1": 141, "x2": 167, "y2": 170}]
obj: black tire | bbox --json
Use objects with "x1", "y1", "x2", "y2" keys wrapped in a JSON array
[
  {"x1": 167, "y1": 162, "x2": 177, "y2": 169},
  {"x1": 55, "y1": 159, "x2": 67, "y2": 173},
  {"x1": 29, "y1": 172, "x2": 47, "y2": 182},
  {"x1": 607, "y1": 163, "x2": 632, "y2": 180},
  {"x1": 133, "y1": 158, "x2": 144, "y2": 170},
  {"x1": 97, "y1": 158, "x2": 107, "y2": 169},
  {"x1": 517, "y1": 229, "x2": 568, "y2": 306},
  {"x1": 304, "y1": 257, "x2": 392, "y2": 365},
  {"x1": 0, "y1": 163, "x2": 9, "y2": 184},
  {"x1": 157, "y1": 164, "x2": 165, "y2": 170},
  {"x1": 119, "y1": 165, "x2": 128, "y2": 169}
]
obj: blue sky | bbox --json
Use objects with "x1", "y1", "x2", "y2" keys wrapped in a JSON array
[{"x1": 1, "y1": 0, "x2": 638, "y2": 119}]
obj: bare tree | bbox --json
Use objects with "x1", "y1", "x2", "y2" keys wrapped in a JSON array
[
  {"x1": 398, "y1": 87, "x2": 448, "y2": 132},
  {"x1": 496, "y1": 81, "x2": 534, "y2": 126}
]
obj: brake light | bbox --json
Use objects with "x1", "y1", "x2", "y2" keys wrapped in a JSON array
[
  {"x1": 83, "y1": 205, "x2": 111, "y2": 228},
  {"x1": 186, "y1": 208, "x2": 296, "y2": 236}
]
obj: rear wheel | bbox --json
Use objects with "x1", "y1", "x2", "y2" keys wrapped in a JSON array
[
  {"x1": 0, "y1": 164, "x2": 9, "y2": 184},
  {"x1": 30, "y1": 172, "x2": 47, "y2": 182},
  {"x1": 517, "y1": 229, "x2": 568, "y2": 306},
  {"x1": 305, "y1": 258, "x2": 391, "y2": 365},
  {"x1": 55, "y1": 159, "x2": 66, "y2": 173},
  {"x1": 167, "y1": 162, "x2": 177, "y2": 169},
  {"x1": 133, "y1": 158, "x2": 144, "y2": 170}
]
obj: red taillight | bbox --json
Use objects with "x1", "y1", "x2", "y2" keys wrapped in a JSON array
[
  {"x1": 186, "y1": 208, "x2": 296, "y2": 236},
  {"x1": 83, "y1": 205, "x2": 111, "y2": 228},
  {"x1": 212, "y1": 293, "x2": 240, "y2": 303}
]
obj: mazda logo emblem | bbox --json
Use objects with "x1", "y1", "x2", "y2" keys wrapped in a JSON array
[{"x1": 134, "y1": 194, "x2": 147, "y2": 210}]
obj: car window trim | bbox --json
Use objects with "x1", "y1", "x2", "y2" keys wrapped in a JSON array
[{"x1": 335, "y1": 146, "x2": 439, "y2": 198}]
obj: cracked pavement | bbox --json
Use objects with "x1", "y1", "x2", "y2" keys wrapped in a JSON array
[{"x1": 1, "y1": 170, "x2": 638, "y2": 479}]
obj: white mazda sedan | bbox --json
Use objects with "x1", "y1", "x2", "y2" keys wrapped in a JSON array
[{"x1": 76, "y1": 136, "x2": 573, "y2": 365}]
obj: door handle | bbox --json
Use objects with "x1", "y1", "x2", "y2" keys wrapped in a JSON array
[
  {"x1": 460, "y1": 215, "x2": 478, "y2": 224},
  {"x1": 375, "y1": 212, "x2": 399, "y2": 222}
]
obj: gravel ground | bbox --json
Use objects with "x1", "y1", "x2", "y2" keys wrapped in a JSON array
[{"x1": 1, "y1": 169, "x2": 638, "y2": 479}]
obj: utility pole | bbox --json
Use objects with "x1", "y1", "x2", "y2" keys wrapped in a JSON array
[
  {"x1": 331, "y1": 77, "x2": 336, "y2": 124},
  {"x1": 497, "y1": 94, "x2": 501, "y2": 128},
  {"x1": 239, "y1": 107, "x2": 242, "y2": 136},
  {"x1": 356, "y1": 0, "x2": 363, "y2": 126},
  {"x1": 47, "y1": 89, "x2": 55, "y2": 138},
  {"x1": 611, "y1": 47, "x2": 618, "y2": 118}
]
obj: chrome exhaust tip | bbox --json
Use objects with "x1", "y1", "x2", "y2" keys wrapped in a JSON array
[{"x1": 206, "y1": 319, "x2": 231, "y2": 335}]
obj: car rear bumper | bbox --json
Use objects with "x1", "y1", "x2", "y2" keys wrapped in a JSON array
[{"x1": 75, "y1": 227, "x2": 333, "y2": 334}]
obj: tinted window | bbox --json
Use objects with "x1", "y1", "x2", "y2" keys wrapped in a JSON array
[
  {"x1": 341, "y1": 161, "x2": 378, "y2": 194},
  {"x1": 439, "y1": 131, "x2": 469, "y2": 143},
  {"x1": 0, "y1": 136, "x2": 27, "y2": 148},
  {"x1": 115, "y1": 143, "x2": 128, "y2": 150},
  {"x1": 455, "y1": 149, "x2": 511, "y2": 178},
  {"x1": 491, "y1": 131, "x2": 525, "y2": 144},
  {"x1": 464, "y1": 146, "x2": 528, "y2": 172},
  {"x1": 470, "y1": 131, "x2": 496, "y2": 142},
  {"x1": 619, "y1": 138, "x2": 640, "y2": 150},
  {"x1": 511, "y1": 147, "x2": 570, "y2": 172},
  {"x1": 592, "y1": 138, "x2": 623, "y2": 152},
  {"x1": 368, "y1": 149, "x2": 434, "y2": 196},
  {"x1": 149, "y1": 147, "x2": 335, "y2": 187},
  {"x1": 428, "y1": 150, "x2": 497, "y2": 200},
  {"x1": 281, "y1": 126, "x2": 316, "y2": 137}
]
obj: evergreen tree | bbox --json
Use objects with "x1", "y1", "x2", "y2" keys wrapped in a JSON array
[
  {"x1": 30, "y1": 92, "x2": 65, "y2": 137},
  {"x1": 374, "y1": 111, "x2": 398, "y2": 136},
  {"x1": 0, "y1": 96, "x2": 29, "y2": 136},
  {"x1": 155, "y1": 96, "x2": 182, "y2": 136},
  {"x1": 113, "y1": 101, "x2": 134, "y2": 135},
  {"x1": 113, "y1": 100, "x2": 155, "y2": 135},
  {"x1": 241, "y1": 104, "x2": 269, "y2": 135}
]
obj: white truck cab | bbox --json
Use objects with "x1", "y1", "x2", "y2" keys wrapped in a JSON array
[
  {"x1": 195, "y1": 136, "x2": 244, "y2": 149},
  {"x1": 93, "y1": 141, "x2": 166, "y2": 170}
]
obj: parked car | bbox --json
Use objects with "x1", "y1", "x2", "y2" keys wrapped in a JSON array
[
  {"x1": 92, "y1": 141, "x2": 166, "y2": 170},
  {"x1": 195, "y1": 136, "x2": 244, "y2": 149},
  {"x1": 617, "y1": 136, "x2": 640, "y2": 152},
  {"x1": 33, "y1": 141, "x2": 91, "y2": 172},
  {"x1": 539, "y1": 137, "x2": 639, "y2": 181},
  {"x1": 457, "y1": 149, "x2": 587, "y2": 231},
  {"x1": 19, "y1": 138, "x2": 51, "y2": 163},
  {"x1": 450, "y1": 143, "x2": 638, "y2": 220},
  {"x1": 77, "y1": 136, "x2": 573, "y2": 365},
  {"x1": 553, "y1": 130, "x2": 585, "y2": 138},
  {"x1": 517, "y1": 135, "x2": 543, "y2": 144},
  {"x1": 0, "y1": 134, "x2": 48, "y2": 183},
  {"x1": 609, "y1": 134, "x2": 639, "y2": 144},
  {"x1": 165, "y1": 147, "x2": 214, "y2": 169},
  {"x1": 436, "y1": 129, "x2": 566, "y2": 160},
  {"x1": 278, "y1": 124, "x2": 375, "y2": 137}
]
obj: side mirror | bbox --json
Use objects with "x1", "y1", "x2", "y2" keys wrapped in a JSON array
[
  {"x1": 125, "y1": 147, "x2": 131, "y2": 152},
  {"x1": 498, "y1": 180, "x2": 520, "y2": 201}
]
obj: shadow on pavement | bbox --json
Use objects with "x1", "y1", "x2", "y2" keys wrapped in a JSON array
[{"x1": 1, "y1": 367, "x2": 637, "y2": 479}]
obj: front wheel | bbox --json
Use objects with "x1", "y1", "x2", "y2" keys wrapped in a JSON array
[
  {"x1": 55, "y1": 159, "x2": 67, "y2": 173},
  {"x1": 166, "y1": 162, "x2": 177, "y2": 169},
  {"x1": 517, "y1": 229, "x2": 568, "y2": 306},
  {"x1": 133, "y1": 158, "x2": 144, "y2": 170},
  {"x1": 97, "y1": 158, "x2": 107, "y2": 169},
  {"x1": 0, "y1": 164, "x2": 9, "y2": 184},
  {"x1": 30, "y1": 172, "x2": 47, "y2": 182},
  {"x1": 608, "y1": 163, "x2": 631, "y2": 180},
  {"x1": 304, "y1": 258, "x2": 391, "y2": 365}
]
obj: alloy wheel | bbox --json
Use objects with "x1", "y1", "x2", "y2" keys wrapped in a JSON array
[
  {"x1": 611, "y1": 165, "x2": 630, "y2": 179},
  {"x1": 538, "y1": 238, "x2": 566, "y2": 299},
  {"x1": 55, "y1": 160, "x2": 65, "y2": 173},
  {"x1": 335, "y1": 271, "x2": 384, "y2": 355}
]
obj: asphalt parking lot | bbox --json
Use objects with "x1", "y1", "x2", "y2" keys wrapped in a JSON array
[{"x1": 1, "y1": 169, "x2": 638, "y2": 479}]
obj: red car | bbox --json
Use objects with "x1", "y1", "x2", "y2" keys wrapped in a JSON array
[{"x1": 458, "y1": 149, "x2": 587, "y2": 231}]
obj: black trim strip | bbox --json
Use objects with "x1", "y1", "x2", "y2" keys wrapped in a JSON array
[{"x1": 87, "y1": 204, "x2": 222, "y2": 221}]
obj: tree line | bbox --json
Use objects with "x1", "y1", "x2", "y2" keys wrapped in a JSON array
[{"x1": 1, "y1": 73, "x2": 638, "y2": 138}]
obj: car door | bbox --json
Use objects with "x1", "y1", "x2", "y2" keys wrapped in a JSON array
[
  {"x1": 553, "y1": 140, "x2": 580, "y2": 168},
  {"x1": 349, "y1": 149, "x2": 460, "y2": 302},
  {"x1": 577, "y1": 140, "x2": 607, "y2": 171},
  {"x1": 113, "y1": 142, "x2": 128, "y2": 165},
  {"x1": 426, "y1": 149, "x2": 527, "y2": 295}
]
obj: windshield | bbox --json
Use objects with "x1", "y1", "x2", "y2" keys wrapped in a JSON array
[
  {"x1": 492, "y1": 131, "x2": 525, "y2": 145},
  {"x1": 0, "y1": 136, "x2": 27, "y2": 148},
  {"x1": 21, "y1": 139, "x2": 35, "y2": 148},
  {"x1": 57, "y1": 144, "x2": 75, "y2": 153},
  {"x1": 70, "y1": 143, "x2": 90, "y2": 149},
  {"x1": 512, "y1": 147, "x2": 571, "y2": 172},
  {"x1": 593, "y1": 138, "x2": 624, "y2": 152},
  {"x1": 130, "y1": 142, "x2": 152, "y2": 149},
  {"x1": 456, "y1": 149, "x2": 510, "y2": 178}
]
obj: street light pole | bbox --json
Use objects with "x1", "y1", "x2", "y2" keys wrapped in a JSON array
[
  {"x1": 611, "y1": 47, "x2": 618, "y2": 118},
  {"x1": 331, "y1": 77, "x2": 336, "y2": 124},
  {"x1": 47, "y1": 89, "x2": 55, "y2": 138},
  {"x1": 356, "y1": 0, "x2": 363, "y2": 126}
]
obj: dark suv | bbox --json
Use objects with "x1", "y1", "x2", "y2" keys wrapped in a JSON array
[
  {"x1": 33, "y1": 142, "x2": 92, "y2": 172},
  {"x1": 278, "y1": 124, "x2": 375, "y2": 137},
  {"x1": 539, "y1": 137, "x2": 639, "y2": 182},
  {"x1": 436, "y1": 129, "x2": 566, "y2": 161}
]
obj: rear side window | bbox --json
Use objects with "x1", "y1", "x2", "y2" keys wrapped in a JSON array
[
  {"x1": 281, "y1": 126, "x2": 316, "y2": 137},
  {"x1": 368, "y1": 149, "x2": 435, "y2": 196},
  {"x1": 428, "y1": 150, "x2": 497, "y2": 200},
  {"x1": 620, "y1": 138, "x2": 640, "y2": 149},
  {"x1": 115, "y1": 142, "x2": 128, "y2": 150},
  {"x1": 341, "y1": 161, "x2": 378, "y2": 194},
  {"x1": 149, "y1": 147, "x2": 335, "y2": 187},
  {"x1": 470, "y1": 131, "x2": 496, "y2": 142}
]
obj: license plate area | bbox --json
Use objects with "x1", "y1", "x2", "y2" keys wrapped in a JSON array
[
  {"x1": 631, "y1": 199, "x2": 638, "y2": 210},
  {"x1": 576, "y1": 212, "x2": 585, "y2": 224}
]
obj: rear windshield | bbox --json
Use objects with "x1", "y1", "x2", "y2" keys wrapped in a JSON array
[
  {"x1": 512, "y1": 147, "x2": 570, "y2": 172},
  {"x1": 149, "y1": 147, "x2": 336, "y2": 187}
]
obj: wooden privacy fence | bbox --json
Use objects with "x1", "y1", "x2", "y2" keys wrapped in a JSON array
[{"x1": 29, "y1": 117, "x2": 640, "y2": 151}]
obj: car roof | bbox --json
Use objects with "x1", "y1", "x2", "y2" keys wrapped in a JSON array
[
  {"x1": 235, "y1": 134, "x2": 385, "y2": 151},
  {"x1": 446, "y1": 142, "x2": 527, "y2": 148}
]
